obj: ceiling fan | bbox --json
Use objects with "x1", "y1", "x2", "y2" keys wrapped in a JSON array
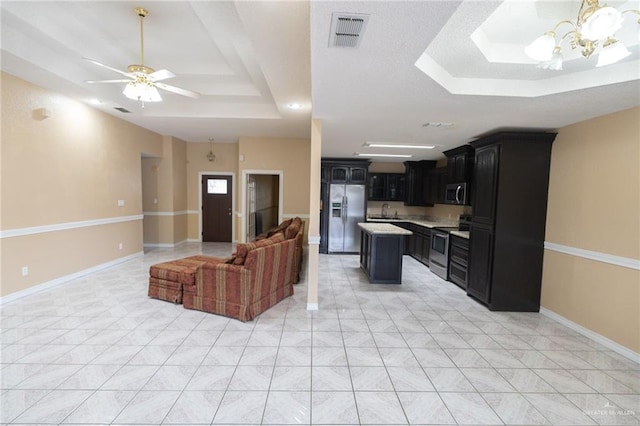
[{"x1": 84, "y1": 7, "x2": 200, "y2": 103}]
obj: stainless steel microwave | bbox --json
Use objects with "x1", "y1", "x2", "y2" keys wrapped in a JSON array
[{"x1": 445, "y1": 182, "x2": 468, "y2": 205}]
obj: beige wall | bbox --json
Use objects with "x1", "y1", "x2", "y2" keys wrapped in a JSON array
[
  {"x1": 141, "y1": 136, "x2": 189, "y2": 246},
  {"x1": 238, "y1": 137, "x2": 311, "y2": 241},
  {"x1": 1, "y1": 72, "x2": 163, "y2": 297},
  {"x1": 185, "y1": 142, "x2": 239, "y2": 241},
  {"x1": 542, "y1": 106, "x2": 640, "y2": 352}
]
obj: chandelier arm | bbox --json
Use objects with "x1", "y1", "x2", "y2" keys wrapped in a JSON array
[
  {"x1": 621, "y1": 9, "x2": 640, "y2": 21},
  {"x1": 551, "y1": 20, "x2": 577, "y2": 33},
  {"x1": 577, "y1": 0, "x2": 598, "y2": 26}
]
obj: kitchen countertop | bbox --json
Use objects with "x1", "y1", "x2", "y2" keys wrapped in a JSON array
[
  {"x1": 357, "y1": 222, "x2": 413, "y2": 235},
  {"x1": 366, "y1": 217, "x2": 458, "y2": 229},
  {"x1": 450, "y1": 230, "x2": 470, "y2": 239}
]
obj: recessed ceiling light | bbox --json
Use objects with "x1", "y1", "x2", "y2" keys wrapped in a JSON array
[
  {"x1": 422, "y1": 122, "x2": 453, "y2": 128},
  {"x1": 354, "y1": 152, "x2": 412, "y2": 158},
  {"x1": 89, "y1": 98, "x2": 102, "y2": 105},
  {"x1": 364, "y1": 142, "x2": 438, "y2": 149},
  {"x1": 288, "y1": 103, "x2": 302, "y2": 110}
]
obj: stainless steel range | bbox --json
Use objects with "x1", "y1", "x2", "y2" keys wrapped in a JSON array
[
  {"x1": 429, "y1": 215, "x2": 471, "y2": 280},
  {"x1": 428, "y1": 227, "x2": 456, "y2": 280}
]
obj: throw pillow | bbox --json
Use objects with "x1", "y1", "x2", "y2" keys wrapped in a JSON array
[{"x1": 232, "y1": 233, "x2": 285, "y2": 265}]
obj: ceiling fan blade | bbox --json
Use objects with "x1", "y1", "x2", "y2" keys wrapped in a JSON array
[
  {"x1": 155, "y1": 82, "x2": 201, "y2": 99},
  {"x1": 148, "y1": 69, "x2": 175, "y2": 82},
  {"x1": 86, "y1": 79, "x2": 131, "y2": 84},
  {"x1": 83, "y1": 57, "x2": 132, "y2": 78}
]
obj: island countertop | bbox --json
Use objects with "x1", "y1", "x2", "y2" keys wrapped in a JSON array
[{"x1": 357, "y1": 222, "x2": 413, "y2": 235}]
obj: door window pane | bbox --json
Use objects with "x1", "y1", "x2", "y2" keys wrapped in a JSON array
[{"x1": 207, "y1": 179, "x2": 227, "y2": 194}]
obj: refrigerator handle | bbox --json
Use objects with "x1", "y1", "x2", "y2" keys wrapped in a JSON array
[{"x1": 342, "y1": 195, "x2": 348, "y2": 225}]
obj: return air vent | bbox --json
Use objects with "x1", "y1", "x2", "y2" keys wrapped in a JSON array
[
  {"x1": 329, "y1": 13, "x2": 369, "y2": 48},
  {"x1": 114, "y1": 106, "x2": 131, "y2": 113}
]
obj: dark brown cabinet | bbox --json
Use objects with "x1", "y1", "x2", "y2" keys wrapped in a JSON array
[
  {"x1": 467, "y1": 132, "x2": 556, "y2": 311},
  {"x1": 368, "y1": 173, "x2": 405, "y2": 201},
  {"x1": 449, "y1": 235, "x2": 469, "y2": 289},
  {"x1": 360, "y1": 230, "x2": 406, "y2": 284},
  {"x1": 403, "y1": 160, "x2": 437, "y2": 206},
  {"x1": 472, "y1": 145, "x2": 499, "y2": 225},
  {"x1": 401, "y1": 223, "x2": 430, "y2": 266},
  {"x1": 467, "y1": 224, "x2": 493, "y2": 302},
  {"x1": 329, "y1": 165, "x2": 367, "y2": 184},
  {"x1": 426, "y1": 167, "x2": 447, "y2": 204},
  {"x1": 443, "y1": 145, "x2": 474, "y2": 184}
]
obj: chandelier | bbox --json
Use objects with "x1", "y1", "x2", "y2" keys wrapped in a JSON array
[
  {"x1": 525, "y1": 0, "x2": 640, "y2": 70},
  {"x1": 207, "y1": 138, "x2": 216, "y2": 162}
]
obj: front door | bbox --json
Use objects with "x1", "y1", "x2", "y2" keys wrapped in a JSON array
[{"x1": 202, "y1": 175, "x2": 232, "y2": 242}]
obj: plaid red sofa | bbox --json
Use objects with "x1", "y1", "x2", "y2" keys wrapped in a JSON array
[
  {"x1": 148, "y1": 255, "x2": 228, "y2": 303},
  {"x1": 182, "y1": 236, "x2": 296, "y2": 321},
  {"x1": 257, "y1": 217, "x2": 305, "y2": 283}
]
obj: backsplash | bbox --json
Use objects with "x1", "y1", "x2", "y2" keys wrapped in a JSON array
[{"x1": 367, "y1": 201, "x2": 471, "y2": 223}]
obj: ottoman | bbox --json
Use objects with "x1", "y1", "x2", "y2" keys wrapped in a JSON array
[{"x1": 148, "y1": 255, "x2": 226, "y2": 303}]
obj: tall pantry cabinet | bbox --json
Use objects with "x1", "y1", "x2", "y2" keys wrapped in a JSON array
[{"x1": 467, "y1": 132, "x2": 557, "y2": 311}]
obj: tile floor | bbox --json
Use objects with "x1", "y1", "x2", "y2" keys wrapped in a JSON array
[{"x1": 1, "y1": 242, "x2": 639, "y2": 425}]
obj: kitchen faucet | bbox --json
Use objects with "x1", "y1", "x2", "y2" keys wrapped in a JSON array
[{"x1": 381, "y1": 203, "x2": 390, "y2": 218}]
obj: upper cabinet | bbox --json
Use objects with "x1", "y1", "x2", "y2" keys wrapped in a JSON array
[
  {"x1": 443, "y1": 145, "x2": 474, "y2": 184},
  {"x1": 425, "y1": 167, "x2": 447, "y2": 205},
  {"x1": 470, "y1": 144, "x2": 499, "y2": 224},
  {"x1": 325, "y1": 160, "x2": 370, "y2": 184},
  {"x1": 403, "y1": 160, "x2": 437, "y2": 206},
  {"x1": 368, "y1": 173, "x2": 405, "y2": 201}
]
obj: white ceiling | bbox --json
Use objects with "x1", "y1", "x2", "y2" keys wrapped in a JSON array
[{"x1": 2, "y1": 1, "x2": 639, "y2": 161}]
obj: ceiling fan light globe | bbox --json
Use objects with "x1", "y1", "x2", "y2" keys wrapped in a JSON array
[
  {"x1": 581, "y1": 6, "x2": 623, "y2": 40},
  {"x1": 525, "y1": 33, "x2": 556, "y2": 61},
  {"x1": 596, "y1": 39, "x2": 631, "y2": 67},
  {"x1": 123, "y1": 81, "x2": 162, "y2": 102}
]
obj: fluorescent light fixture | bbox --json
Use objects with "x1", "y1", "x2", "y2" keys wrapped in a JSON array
[
  {"x1": 288, "y1": 103, "x2": 302, "y2": 110},
  {"x1": 365, "y1": 142, "x2": 437, "y2": 149},
  {"x1": 354, "y1": 152, "x2": 412, "y2": 158}
]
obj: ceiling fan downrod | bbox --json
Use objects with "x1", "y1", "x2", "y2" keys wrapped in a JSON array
[{"x1": 127, "y1": 7, "x2": 153, "y2": 75}]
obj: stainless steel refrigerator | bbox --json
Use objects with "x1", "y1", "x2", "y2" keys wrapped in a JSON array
[{"x1": 329, "y1": 184, "x2": 365, "y2": 253}]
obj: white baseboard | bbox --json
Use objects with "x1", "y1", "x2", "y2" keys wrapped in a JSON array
[
  {"x1": 143, "y1": 240, "x2": 188, "y2": 248},
  {"x1": 307, "y1": 303, "x2": 318, "y2": 311},
  {"x1": 0, "y1": 251, "x2": 144, "y2": 305},
  {"x1": 540, "y1": 307, "x2": 640, "y2": 364}
]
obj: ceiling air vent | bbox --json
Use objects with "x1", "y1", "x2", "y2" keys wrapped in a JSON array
[
  {"x1": 114, "y1": 107, "x2": 131, "y2": 113},
  {"x1": 329, "y1": 13, "x2": 369, "y2": 48}
]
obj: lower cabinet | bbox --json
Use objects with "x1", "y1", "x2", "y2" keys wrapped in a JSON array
[
  {"x1": 360, "y1": 230, "x2": 405, "y2": 284},
  {"x1": 467, "y1": 223, "x2": 493, "y2": 304},
  {"x1": 448, "y1": 235, "x2": 469, "y2": 289},
  {"x1": 393, "y1": 222, "x2": 431, "y2": 266}
]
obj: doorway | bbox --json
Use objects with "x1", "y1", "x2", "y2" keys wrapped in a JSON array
[
  {"x1": 201, "y1": 174, "x2": 233, "y2": 242},
  {"x1": 245, "y1": 172, "x2": 282, "y2": 241}
]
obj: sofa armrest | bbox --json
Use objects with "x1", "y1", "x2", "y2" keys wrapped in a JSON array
[{"x1": 188, "y1": 262, "x2": 252, "y2": 305}]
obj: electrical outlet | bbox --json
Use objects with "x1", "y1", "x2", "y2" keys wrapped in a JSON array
[
  {"x1": 117, "y1": 199, "x2": 125, "y2": 207},
  {"x1": 21, "y1": 266, "x2": 29, "y2": 276},
  {"x1": 118, "y1": 243, "x2": 123, "y2": 250}
]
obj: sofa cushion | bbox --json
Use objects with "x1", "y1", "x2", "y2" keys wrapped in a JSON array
[
  {"x1": 267, "y1": 218, "x2": 292, "y2": 237},
  {"x1": 285, "y1": 217, "x2": 302, "y2": 240},
  {"x1": 232, "y1": 232, "x2": 285, "y2": 265}
]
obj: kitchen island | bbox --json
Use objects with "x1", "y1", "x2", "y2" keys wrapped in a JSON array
[{"x1": 358, "y1": 223, "x2": 412, "y2": 284}]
